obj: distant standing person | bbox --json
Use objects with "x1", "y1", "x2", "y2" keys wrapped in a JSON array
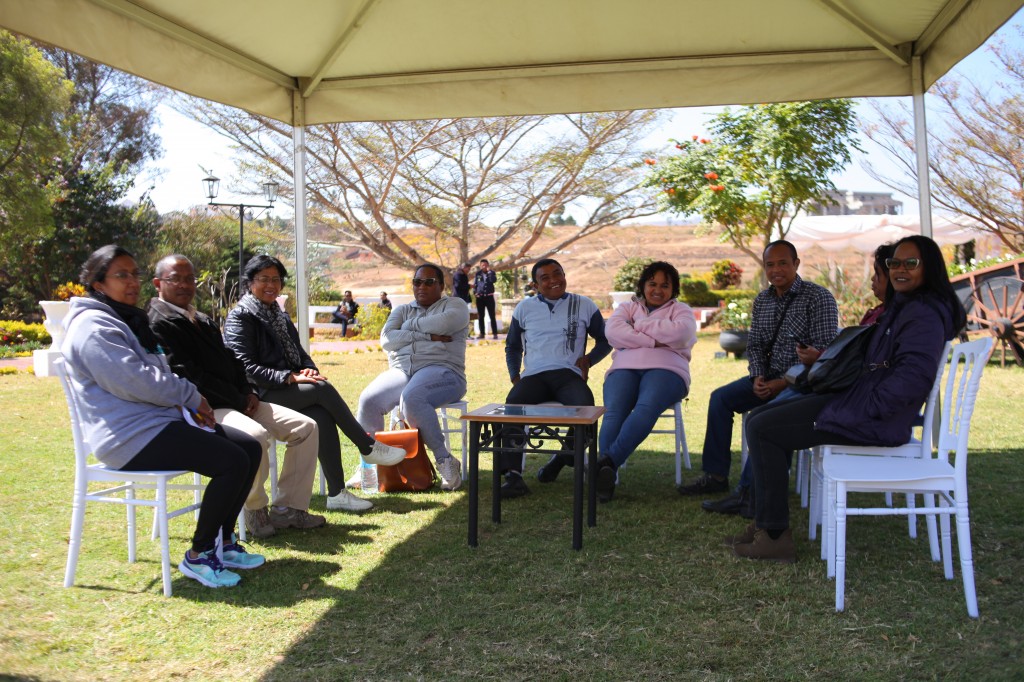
[
  {"x1": 379, "y1": 291, "x2": 392, "y2": 310},
  {"x1": 474, "y1": 258, "x2": 498, "y2": 339},
  {"x1": 452, "y1": 263, "x2": 472, "y2": 303},
  {"x1": 331, "y1": 290, "x2": 359, "y2": 337}
]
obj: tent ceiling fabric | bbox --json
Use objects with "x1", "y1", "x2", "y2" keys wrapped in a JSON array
[
  {"x1": 784, "y1": 214, "x2": 984, "y2": 253},
  {"x1": 2, "y1": 0, "x2": 1021, "y2": 125}
]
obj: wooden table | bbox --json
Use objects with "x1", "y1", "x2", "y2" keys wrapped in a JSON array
[{"x1": 461, "y1": 403, "x2": 605, "y2": 550}]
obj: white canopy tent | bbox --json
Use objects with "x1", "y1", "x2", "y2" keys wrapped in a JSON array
[
  {"x1": 784, "y1": 214, "x2": 984, "y2": 253},
  {"x1": 2, "y1": 0, "x2": 1021, "y2": 345}
]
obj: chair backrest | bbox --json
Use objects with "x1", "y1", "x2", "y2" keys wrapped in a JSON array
[
  {"x1": 917, "y1": 340, "x2": 954, "y2": 452},
  {"x1": 53, "y1": 357, "x2": 91, "y2": 471},
  {"x1": 935, "y1": 337, "x2": 993, "y2": 477}
]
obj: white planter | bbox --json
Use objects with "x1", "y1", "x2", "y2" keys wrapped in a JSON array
[
  {"x1": 35, "y1": 300, "x2": 71, "y2": 377},
  {"x1": 609, "y1": 291, "x2": 634, "y2": 310}
]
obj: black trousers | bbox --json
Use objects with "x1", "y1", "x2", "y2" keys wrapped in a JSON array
[
  {"x1": 476, "y1": 295, "x2": 497, "y2": 336},
  {"x1": 123, "y1": 421, "x2": 261, "y2": 553},
  {"x1": 262, "y1": 381, "x2": 373, "y2": 496},
  {"x1": 497, "y1": 368, "x2": 595, "y2": 473}
]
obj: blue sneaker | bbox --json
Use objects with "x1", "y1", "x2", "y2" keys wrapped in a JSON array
[
  {"x1": 178, "y1": 549, "x2": 241, "y2": 588},
  {"x1": 221, "y1": 535, "x2": 266, "y2": 570}
]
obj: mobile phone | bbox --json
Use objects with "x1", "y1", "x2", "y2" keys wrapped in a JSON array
[{"x1": 791, "y1": 335, "x2": 808, "y2": 349}]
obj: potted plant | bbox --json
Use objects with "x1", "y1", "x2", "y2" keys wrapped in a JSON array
[
  {"x1": 718, "y1": 295, "x2": 753, "y2": 358},
  {"x1": 610, "y1": 257, "x2": 654, "y2": 309}
]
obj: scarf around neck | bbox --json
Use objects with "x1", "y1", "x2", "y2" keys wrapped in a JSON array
[
  {"x1": 89, "y1": 290, "x2": 161, "y2": 354},
  {"x1": 238, "y1": 293, "x2": 303, "y2": 368}
]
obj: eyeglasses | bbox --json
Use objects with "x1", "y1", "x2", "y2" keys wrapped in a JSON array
[
  {"x1": 411, "y1": 278, "x2": 439, "y2": 287},
  {"x1": 253, "y1": 276, "x2": 284, "y2": 285},
  {"x1": 160, "y1": 276, "x2": 198, "y2": 286},
  {"x1": 108, "y1": 271, "x2": 144, "y2": 282},
  {"x1": 885, "y1": 257, "x2": 921, "y2": 271}
]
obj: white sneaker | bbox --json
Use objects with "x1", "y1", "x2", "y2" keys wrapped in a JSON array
[
  {"x1": 437, "y1": 457, "x2": 462, "y2": 491},
  {"x1": 345, "y1": 471, "x2": 361, "y2": 489},
  {"x1": 326, "y1": 489, "x2": 373, "y2": 512},
  {"x1": 363, "y1": 440, "x2": 407, "y2": 466}
]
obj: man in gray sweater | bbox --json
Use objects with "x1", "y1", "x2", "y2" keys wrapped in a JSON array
[{"x1": 356, "y1": 263, "x2": 470, "y2": 490}]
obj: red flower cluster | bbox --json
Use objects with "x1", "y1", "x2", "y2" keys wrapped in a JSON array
[
  {"x1": 644, "y1": 158, "x2": 657, "y2": 165},
  {"x1": 704, "y1": 172, "x2": 719, "y2": 180},
  {"x1": 710, "y1": 185, "x2": 725, "y2": 192}
]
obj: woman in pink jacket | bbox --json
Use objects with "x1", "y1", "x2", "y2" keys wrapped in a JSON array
[{"x1": 597, "y1": 261, "x2": 697, "y2": 502}]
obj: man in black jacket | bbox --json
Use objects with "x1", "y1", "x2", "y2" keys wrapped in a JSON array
[{"x1": 147, "y1": 255, "x2": 325, "y2": 538}]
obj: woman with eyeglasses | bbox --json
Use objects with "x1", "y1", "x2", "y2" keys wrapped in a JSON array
[
  {"x1": 730, "y1": 235, "x2": 967, "y2": 563},
  {"x1": 224, "y1": 255, "x2": 406, "y2": 512},
  {"x1": 62, "y1": 245, "x2": 264, "y2": 589}
]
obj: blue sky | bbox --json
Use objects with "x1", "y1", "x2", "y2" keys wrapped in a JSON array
[{"x1": 135, "y1": 8, "x2": 1024, "y2": 221}]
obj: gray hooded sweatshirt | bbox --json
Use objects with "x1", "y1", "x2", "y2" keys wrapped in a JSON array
[
  {"x1": 61, "y1": 296, "x2": 202, "y2": 469},
  {"x1": 380, "y1": 295, "x2": 469, "y2": 377}
]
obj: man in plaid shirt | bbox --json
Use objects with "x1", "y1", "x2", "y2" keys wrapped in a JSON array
[{"x1": 678, "y1": 240, "x2": 838, "y2": 511}]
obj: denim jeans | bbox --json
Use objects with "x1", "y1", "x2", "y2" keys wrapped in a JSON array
[
  {"x1": 599, "y1": 369, "x2": 688, "y2": 468},
  {"x1": 356, "y1": 366, "x2": 467, "y2": 462}
]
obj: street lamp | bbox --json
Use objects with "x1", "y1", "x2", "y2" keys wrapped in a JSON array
[{"x1": 202, "y1": 173, "x2": 279, "y2": 294}]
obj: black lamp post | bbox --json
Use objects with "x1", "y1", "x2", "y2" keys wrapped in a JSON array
[{"x1": 202, "y1": 173, "x2": 280, "y2": 292}]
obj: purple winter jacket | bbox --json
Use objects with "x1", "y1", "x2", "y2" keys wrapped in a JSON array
[{"x1": 814, "y1": 291, "x2": 956, "y2": 446}]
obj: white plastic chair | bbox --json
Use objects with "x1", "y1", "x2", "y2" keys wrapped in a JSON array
[
  {"x1": 822, "y1": 336, "x2": 992, "y2": 617},
  {"x1": 57, "y1": 358, "x2": 205, "y2": 597},
  {"x1": 619, "y1": 399, "x2": 691, "y2": 484},
  {"x1": 237, "y1": 437, "x2": 279, "y2": 541}
]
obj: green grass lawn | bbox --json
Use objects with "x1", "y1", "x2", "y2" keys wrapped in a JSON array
[{"x1": 1, "y1": 332, "x2": 1022, "y2": 680}]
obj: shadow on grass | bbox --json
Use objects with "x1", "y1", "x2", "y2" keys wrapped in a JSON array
[{"x1": 254, "y1": 448, "x2": 1024, "y2": 680}]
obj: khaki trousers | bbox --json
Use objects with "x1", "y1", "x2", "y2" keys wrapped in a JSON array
[{"x1": 215, "y1": 401, "x2": 318, "y2": 511}]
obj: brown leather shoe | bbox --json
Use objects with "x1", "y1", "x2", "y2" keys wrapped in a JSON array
[
  {"x1": 733, "y1": 528, "x2": 796, "y2": 563},
  {"x1": 722, "y1": 521, "x2": 757, "y2": 547}
]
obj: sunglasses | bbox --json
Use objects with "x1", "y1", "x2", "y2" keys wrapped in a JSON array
[
  {"x1": 411, "y1": 278, "x2": 439, "y2": 287},
  {"x1": 884, "y1": 257, "x2": 921, "y2": 271}
]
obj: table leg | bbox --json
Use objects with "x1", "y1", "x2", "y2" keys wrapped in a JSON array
[
  {"x1": 572, "y1": 425, "x2": 584, "y2": 550},
  {"x1": 587, "y1": 422, "x2": 597, "y2": 528},
  {"x1": 492, "y1": 423, "x2": 502, "y2": 524},
  {"x1": 468, "y1": 421, "x2": 480, "y2": 547}
]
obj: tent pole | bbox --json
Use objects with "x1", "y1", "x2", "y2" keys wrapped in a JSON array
[
  {"x1": 292, "y1": 93, "x2": 310, "y2": 351},
  {"x1": 912, "y1": 56, "x2": 933, "y2": 239}
]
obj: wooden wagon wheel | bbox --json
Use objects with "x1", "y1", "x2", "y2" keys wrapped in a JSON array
[{"x1": 966, "y1": 276, "x2": 1024, "y2": 367}]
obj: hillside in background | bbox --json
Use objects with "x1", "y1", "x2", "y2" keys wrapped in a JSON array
[{"x1": 326, "y1": 223, "x2": 871, "y2": 306}]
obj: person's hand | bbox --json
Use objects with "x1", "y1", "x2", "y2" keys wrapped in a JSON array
[
  {"x1": 290, "y1": 371, "x2": 324, "y2": 384},
  {"x1": 196, "y1": 396, "x2": 217, "y2": 427},
  {"x1": 511, "y1": 375, "x2": 520, "y2": 385},
  {"x1": 576, "y1": 356, "x2": 591, "y2": 381},
  {"x1": 243, "y1": 393, "x2": 260, "y2": 416},
  {"x1": 752, "y1": 376, "x2": 773, "y2": 400},
  {"x1": 796, "y1": 344, "x2": 822, "y2": 366},
  {"x1": 430, "y1": 334, "x2": 453, "y2": 342}
]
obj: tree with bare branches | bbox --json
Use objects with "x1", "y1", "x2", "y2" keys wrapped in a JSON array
[
  {"x1": 862, "y1": 30, "x2": 1024, "y2": 252},
  {"x1": 181, "y1": 105, "x2": 665, "y2": 279}
]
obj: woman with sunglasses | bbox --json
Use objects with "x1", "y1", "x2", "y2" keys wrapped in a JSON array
[
  {"x1": 730, "y1": 235, "x2": 967, "y2": 563},
  {"x1": 224, "y1": 255, "x2": 406, "y2": 512},
  {"x1": 62, "y1": 245, "x2": 264, "y2": 589},
  {"x1": 355, "y1": 264, "x2": 470, "y2": 491}
]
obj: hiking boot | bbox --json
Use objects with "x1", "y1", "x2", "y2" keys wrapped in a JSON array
[
  {"x1": 733, "y1": 528, "x2": 796, "y2": 563},
  {"x1": 270, "y1": 507, "x2": 327, "y2": 530},
  {"x1": 243, "y1": 506, "x2": 277, "y2": 538},
  {"x1": 327, "y1": 489, "x2": 373, "y2": 512},
  {"x1": 722, "y1": 521, "x2": 758, "y2": 547},
  {"x1": 363, "y1": 440, "x2": 407, "y2": 466},
  {"x1": 702, "y1": 486, "x2": 750, "y2": 516},
  {"x1": 676, "y1": 473, "x2": 730, "y2": 496},
  {"x1": 437, "y1": 457, "x2": 462, "y2": 491},
  {"x1": 221, "y1": 535, "x2": 266, "y2": 570},
  {"x1": 178, "y1": 548, "x2": 241, "y2": 588},
  {"x1": 537, "y1": 453, "x2": 573, "y2": 483},
  {"x1": 500, "y1": 472, "x2": 530, "y2": 499}
]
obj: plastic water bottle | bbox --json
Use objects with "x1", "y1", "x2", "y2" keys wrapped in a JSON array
[{"x1": 359, "y1": 457, "x2": 378, "y2": 494}]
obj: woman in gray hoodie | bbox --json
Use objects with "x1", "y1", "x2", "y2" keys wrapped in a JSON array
[{"x1": 62, "y1": 245, "x2": 264, "y2": 589}]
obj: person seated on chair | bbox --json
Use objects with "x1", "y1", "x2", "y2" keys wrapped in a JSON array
[
  {"x1": 678, "y1": 240, "x2": 839, "y2": 514},
  {"x1": 62, "y1": 245, "x2": 264, "y2": 589},
  {"x1": 497, "y1": 258, "x2": 612, "y2": 498},
  {"x1": 597, "y1": 261, "x2": 697, "y2": 503},
  {"x1": 355, "y1": 263, "x2": 470, "y2": 491},
  {"x1": 224, "y1": 255, "x2": 406, "y2": 513},
  {"x1": 731, "y1": 235, "x2": 967, "y2": 563},
  {"x1": 331, "y1": 290, "x2": 360, "y2": 337},
  {"x1": 148, "y1": 254, "x2": 325, "y2": 540},
  {"x1": 860, "y1": 243, "x2": 896, "y2": 325}
]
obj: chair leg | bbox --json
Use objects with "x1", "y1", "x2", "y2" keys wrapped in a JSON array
[
  {"x1": 940, "y1": 498, "x2": 954, "y2": 580},
  {"x1": 826, "y1": 478, "x2": 837, "y2": 578},
  {"x1": 63, "y1": 484, "x2": 88, "y2": 588},
  {"x1": 923, "y1": 493, "x2": 940, "y2": 562},
  {"x1": 955, "y1": 501, "x2": 980, "y2": 618},
  {"x1": 907, "y1": 493, "x2": 918, "y2": 539},
  {"x1": 127, "y1": 484, "x2": 137, "y2": 563},
  {"x1": 238, "y1": 509, "x2": 247, "y2": 542},
  {"x1": 835, "y1": 482, "x2": 848, "y2": 612},
  {"x1": 269, "y1": 439, "x2": 279, "y2": 503},
  {"x1": 157, "y1": 479, "x2": 173, "y2": 597}
]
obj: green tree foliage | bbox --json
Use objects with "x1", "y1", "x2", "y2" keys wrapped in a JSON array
[
  {"x1": 0, "y1": 30, "x2": 72, "y2": 247},
  {"x1": 613, "y1": 257, "x2": 654, "y2": 292},
  {"x1": 645, "y1": 100, "x2": 860, "y2": 275}
]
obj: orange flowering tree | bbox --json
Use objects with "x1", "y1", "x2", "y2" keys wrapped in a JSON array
[{"x1": 643, "y1": 100, "x2": 860, "y2": 275}]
